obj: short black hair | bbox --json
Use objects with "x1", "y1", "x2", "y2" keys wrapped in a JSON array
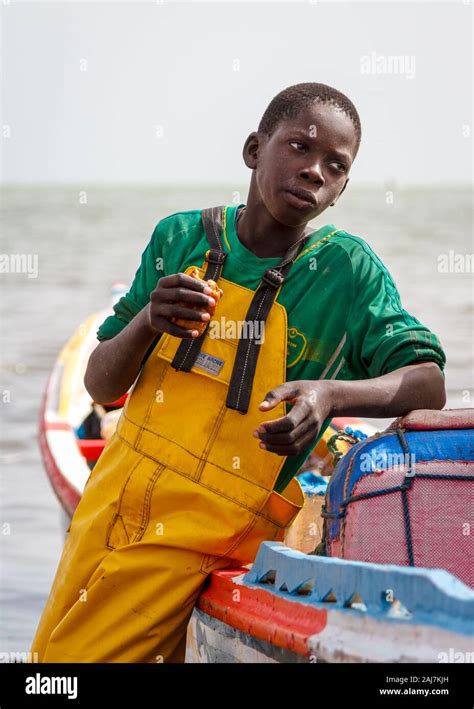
[{"x1": 258, "y1": 82, "x2": 362, "y2": 154}]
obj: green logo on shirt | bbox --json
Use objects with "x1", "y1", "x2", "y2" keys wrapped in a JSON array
[{"x1": 287, "y1": 327, "x2": 308, "y2": 368}]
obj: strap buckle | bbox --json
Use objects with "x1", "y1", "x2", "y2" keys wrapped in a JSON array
[
  {"x1": 262, "y1": 268, "x2": 285, "y2": 289},
  {"x1": 205, "y1": 248, "x2": 227, "y2": 266}
]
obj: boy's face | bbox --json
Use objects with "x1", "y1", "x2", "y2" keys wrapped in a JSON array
[{"x1": 245, "y1": 101, "x2": 358, "y2": 226}]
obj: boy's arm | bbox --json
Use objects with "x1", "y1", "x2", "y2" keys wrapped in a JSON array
[
  {"x1": 85, "y1": 215, "x2": 217, "y2": 403},
  {"x1": 254, "y1": 362, "x2": 446, "y2": 456},
  {"x1": 327, "y1": 360, "x2": 446, "y2": 417},
  {"x1": 84, "y1": 303, "x2": 158, "y2": 404}
]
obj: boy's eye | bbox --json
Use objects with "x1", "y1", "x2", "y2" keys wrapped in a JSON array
[
  {"x1": 289, "y1": 141, "x2": 306, "y2": 152},
  {"x1": 330, "y1": 161, "x2": 347, "y2": 172}
]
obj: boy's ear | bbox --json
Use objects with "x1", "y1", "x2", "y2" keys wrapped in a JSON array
[
  {"x1": 242, "y1": 132, "x2": 260, "y2": 169},
  {"x1": 331, "y1": 178, "x2": 349, "y2": 206}
]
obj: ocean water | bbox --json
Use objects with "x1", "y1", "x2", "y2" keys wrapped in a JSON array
[{"x1": 0, "y1": 184, "x2": 472, "y2": 653}]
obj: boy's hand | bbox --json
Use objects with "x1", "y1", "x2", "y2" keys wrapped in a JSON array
[
  {"x1": 253, "y1": 381, "x2": 334, "y2": 456},
  {"x1": 147, "y1": 272, "x2": 217, "y2": 339}
]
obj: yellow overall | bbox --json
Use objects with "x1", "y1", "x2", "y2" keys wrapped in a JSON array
[{"x1": 30, "y1": 253, "x2": 306, "y2": 663}]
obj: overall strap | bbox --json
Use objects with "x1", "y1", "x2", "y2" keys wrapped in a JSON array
[
  {"x1": 226, "y1": 226, "x2": 311, "y2": 414},
  {"x1": 171, "y1": 206, "x2": 227, "y2": 371}
]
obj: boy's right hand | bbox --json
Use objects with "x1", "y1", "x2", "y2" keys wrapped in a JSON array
[{"x1": 146, "y1": 272, "x2": 216, "y2": 339}]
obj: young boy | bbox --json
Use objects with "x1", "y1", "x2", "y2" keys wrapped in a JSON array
[{"x1": 31, "y1": 82, "x2": 446, "y2": 664}]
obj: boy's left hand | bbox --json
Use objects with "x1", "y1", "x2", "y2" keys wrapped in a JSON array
[{"x1": 253, "y1": 380, "x2": 333, "y2": 456}]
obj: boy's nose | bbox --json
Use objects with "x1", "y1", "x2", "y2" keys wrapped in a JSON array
[{"x1": 299, "y1": 162, "x2": 325, "y2": 185}]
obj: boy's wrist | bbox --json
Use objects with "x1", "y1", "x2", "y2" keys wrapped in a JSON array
[
  {"x1": 324, "y1": 378, "x2": 369, "y2": 418},
  {"x1": 141, "y1": 302, "x2": 162, "y2": 338},
  {"x1": 325, "y1": 379, "x2": 346, "y2": 418}
]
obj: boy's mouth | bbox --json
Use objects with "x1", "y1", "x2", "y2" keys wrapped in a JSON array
[{"x1": 284, "y1": 188, "x2": 318, "y2": 209}]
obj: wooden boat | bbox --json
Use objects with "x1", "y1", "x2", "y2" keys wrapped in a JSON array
[
  {"x1": 39, "y1": 290, "x2": 474, "y2": 663},
  {"x1": 186, "y1": 542, "x2": 474, "y2": 663}
]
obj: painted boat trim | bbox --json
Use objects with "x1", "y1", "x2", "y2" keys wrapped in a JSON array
[
  {"x1": 246, "y1": 542, "x2": 474, "y2": 636},
  {"x1": 192, "y1": 542, "x2": 474, "y2": 662}
]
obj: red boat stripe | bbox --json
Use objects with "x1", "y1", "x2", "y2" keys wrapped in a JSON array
[
  {"x1": 197, "y1": 569, "x2": 328, "y2": 656},
  {"x1": 45, "y1": 421, "x2": 72, "y2": 431}
]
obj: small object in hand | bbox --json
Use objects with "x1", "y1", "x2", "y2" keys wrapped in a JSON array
[{"x1": 171, "y1": 267, "x2": 224, "y2": 335}]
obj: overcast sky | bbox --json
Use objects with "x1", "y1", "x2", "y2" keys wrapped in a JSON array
[{"x1": 2, "y1": 1, "x2": 472, "y2": 185}]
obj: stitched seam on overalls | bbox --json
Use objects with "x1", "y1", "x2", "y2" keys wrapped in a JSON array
[
  {"x1": 200, "y1": 516, "x2": 259, "y2": 573},
  {"x1": 190, "y1": 394, "x2": 231, "y2": 479},
  {"x1": 115, "y1": 456, "x2": 143, "y2": 511},
  {"x1": 124, "y1": 392, "x2": 246, "y2": 470},
  {"x1": 121, "y1": 411, "x2": 205, "y2": 460},
  {"x1": 135, "y1": 359, "x2": 169, "y2": 450},
  {"x1": 253, "y1": 479, "x2": 303, "y2": 528},
  {"x1": 115, "y1": 431, "x2": 270, "y2": 515},
  {"x1": 121, "y1": 408, "x2": 231, "y2": 472},
  {"x1": 117, "y1": 423, "x2": 278, "y2": 495},
  {"x1": 194, "y1": 401, "x2": 228, "y2": 481},
  {"x1": 254, "y1": 509, "x2": 296, "y2": 528},
  {"x1": 199, "y1": 459, "x2": 281, "y2": 493},
  {"x1": 235, "y1": 290, "x2": 266, "y2": 409},
  {"x1": 132, "y1": 463, "x2": 166, "y2": 543},
  {"x1": 104, "y1": 456, "x2": 143, "y2": 549},
  {"x1": 105, "y1": 513, "x2": 130, "y2": 550}
]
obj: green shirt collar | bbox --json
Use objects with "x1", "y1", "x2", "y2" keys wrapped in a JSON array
[{"x1": 224, "y1": 203, "x2": 338, "y2": 268}]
